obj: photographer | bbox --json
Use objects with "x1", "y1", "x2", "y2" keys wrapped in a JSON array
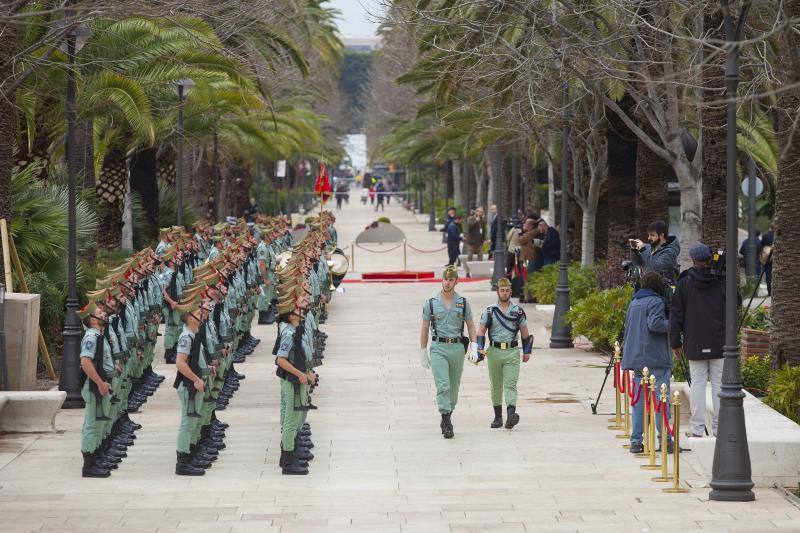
[
  {"x1": 516, "y1": 218, "x2": 540, "y2": 302},
  {"x1": 669, "y1": 243, "x2": 738, "y2": 438},
  {"x1": 622, "y1": 272, "x2": 673, "y2": 454},
  {"x1": 630, "y1": 220, "x2": 680, "y2": 281},
  {"x1": 536, "y1": 219, "x2": 560, "y2": 265},
  {"x1": 465, "y1": 207, "x2": 486, "y2": 262}
]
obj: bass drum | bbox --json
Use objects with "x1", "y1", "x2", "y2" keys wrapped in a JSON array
[{"x1": 329, "y1": 248, "x2": 349, "y2": 288}]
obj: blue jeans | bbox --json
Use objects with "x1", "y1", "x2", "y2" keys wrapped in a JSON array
[{"x1": 630, "y1": 367, "x2": 672, "y2": 445}]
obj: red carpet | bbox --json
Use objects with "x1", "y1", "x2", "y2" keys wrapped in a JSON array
[{"x1": 361, "y1": 271, "x2": 435, "y2": 281}]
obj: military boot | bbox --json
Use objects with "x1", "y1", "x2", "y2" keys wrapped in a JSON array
[
  {"x1": 491, "y1": 405, "x2": 503, "y2": 428},
  {"x1": 175, "y1": 452, "x2": 205, "y2": 476},
  {"x1": 441, "y1": 412, "x2": 454, "y2": 439},
  {"x1": 258, "y1": 310, "x2": 269, "y2": 324},
  {"x1": 280, "y1": 450, "x2": 309, "y2": 475},
  {"x1": 82, "y1": 451, "x2": 111, "y2": 478},
  {"x1": 505, "y1": 405, "x2": 520, "y2": 429}
]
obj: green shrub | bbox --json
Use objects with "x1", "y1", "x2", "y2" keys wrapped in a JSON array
[
  {"x1": 564, "y1": 285, "x2": 633, "y2": 352},
  {"x1": 377, "y1": 216, "x2": 391, "y2": 224},
  {"x1": 741, "y1": 305, "x2": 772, "y2": 331},
  {"x1": 672, "y1": 357, "x2": 689, "y2": 382},
  {"x1": 526, "y1": 262, "x2": 597, "y2": 305},
  {"x1": 741, "y1": 355, "x2": 772, "y2": 395},
  {"x1": 765, "y1": 365, "x2": 800, "y2": 424},
  {"x1": 25, "y1": 272, "x2": 65, "y2": 359},
  {"x1": 304, "y1": 216, "x2": 316, "y2": 224}
]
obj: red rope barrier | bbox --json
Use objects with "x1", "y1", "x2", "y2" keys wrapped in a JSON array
[
  {"x1": 355, "y1": 243, "x2": 403, "y2": 254},
  {"x1": 630, "y1": 379, "x2": 643, "y2": 407},
  {"x1": 662, "y1": 403, "x2": 674, "y2": 437},
  {"x1": 406, "y1": 243, "x2": 448, "y2": 253}
]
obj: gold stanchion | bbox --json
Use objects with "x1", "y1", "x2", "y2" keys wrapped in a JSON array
[
  {"x1": 608, "y1": 342, "x2": 624, "y2": 429},
  {"x1": 641, "y1": 374, "x2": 661, "y2": 470},
  {"x1": 652, "y1": 384, "x2": 674, "y2": 482},
  {"x1": 403, "y1": 239, "x2": 408, "y2": 271},
  {"x1": 635, "y1": 368, "x2": 650, "y2": 458},
  {"x1": 663, "y1": 391, "x2": 691, "y2": 493},
  {"x1": 617, "y1": 368, "x2": 631, "y2": 441}
]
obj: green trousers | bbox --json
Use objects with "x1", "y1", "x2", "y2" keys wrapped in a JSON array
[
  {"x1": 163, "y1": 308, "x2": 181, "y2": 350},
  {"x1": 487, "y1": 346, "x2": 520, "y2": 406},
  {"x1": 176, "y1": 384, "x2": 204, "y2": 453},
  {"x1": 280, "y1": 379, "x2": 308, "y2": 451},
  {"x1": 80, "y1": 383, "x2": 110, "y2": 453},
  {"x1": 430, "y1": 342, "x2": 465, "y2": 414}
]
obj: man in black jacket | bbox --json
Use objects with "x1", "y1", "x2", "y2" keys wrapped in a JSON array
[
  {"x1": 669, "y1": 243, "x2": 732, "y2": 438},
  {"x1": 536, "y1": 219, "x2": 561, "y2": 265}
]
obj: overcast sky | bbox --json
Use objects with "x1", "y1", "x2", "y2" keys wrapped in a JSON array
[{"x1": 328, "y1": 0, "x2": 383, "y2": 38}]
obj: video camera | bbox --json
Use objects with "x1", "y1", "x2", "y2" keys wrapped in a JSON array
[
  {"x1": 710, "y1": 248, "x2": 726, "y2": 278},
  {"x1": 505, "y1": 218, "x2": 523, "y2": 230}
]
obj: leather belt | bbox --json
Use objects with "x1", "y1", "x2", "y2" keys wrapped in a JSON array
[
  {"x1": 433, "y1": 336, "x2": 461, "y2": 344},
  {"x1": 490, "y1": 341, "x2": 518, "y2": 349}
]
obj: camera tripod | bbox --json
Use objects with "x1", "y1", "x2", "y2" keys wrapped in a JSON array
[{"x1": 590, "y1": 351, "x2": 615, "y2": 415}]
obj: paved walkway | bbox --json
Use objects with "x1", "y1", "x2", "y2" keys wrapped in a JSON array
[{"x1": 0, "y1": 198, "x2": 798, "y2": 532}]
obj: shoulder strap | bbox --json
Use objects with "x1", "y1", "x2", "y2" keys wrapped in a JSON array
[
  {"x1": 428, "y1": 298, "x2": 438, "y2": 337},
  {"x1": 460, "y1": 297, "x2": 466, "y2": 335}
]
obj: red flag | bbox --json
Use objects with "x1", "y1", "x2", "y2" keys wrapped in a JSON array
[{"x1": 314, "y1": 162, "x2": 333, "y2": 204}]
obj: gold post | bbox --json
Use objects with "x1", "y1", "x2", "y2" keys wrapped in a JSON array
[
  {"x1": 403, "y1": 239, "x2": 408, "y2": 271},
  {"x1": 663, "y1": 391, "x2": 691, "y2": 493},
  {"x1": 617, "y1": 369, "x2": 631, "y2": 441},
  {"x1": 642, "y1": 374, "x2": 661, "y2": 470},
  {"x1": 635, "y1": 368, "x2": 650, "y2": 458},
  {"x1": 608, "y1": 341, "x2": 624, "y2": 429},
  {"x1": 653, "y1": 384, "x2": 674, "y2": 482}
]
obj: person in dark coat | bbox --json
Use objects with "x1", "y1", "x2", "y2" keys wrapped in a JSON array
[
  {"x1": 760, "y1": 228, "x2": 774, "y2": 295},
  {"x1": 669, "y1": 243, "x2": 736, "y2": 438},
  {"x1": 536, "y1": 220, "x2": 561, "y2": 265},
  {"x1": 631, "y1": 219, "x2": 680, "y2": 282},
  {"x1": 622, "y1": 271, "x2": 673, "y2": 454},
  {"x1": 445, "y1": 215, "x2": 463, "y2": 267},
  {"x1": 738, "y1": 230, "x2": 762, "y2": 276}
]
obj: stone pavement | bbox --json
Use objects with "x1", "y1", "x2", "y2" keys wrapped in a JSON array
[{"x1": 0, "y1": 199, "x2": 798, "y2": 533}]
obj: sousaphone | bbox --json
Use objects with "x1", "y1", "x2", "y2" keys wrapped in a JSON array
[{"x1": 328, "y1": 248, "x2": 349, "y2": 288}]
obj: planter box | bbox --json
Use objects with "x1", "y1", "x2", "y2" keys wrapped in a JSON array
[{"x1": 741, "y1": 327, "x2": 770, "y2": 359}]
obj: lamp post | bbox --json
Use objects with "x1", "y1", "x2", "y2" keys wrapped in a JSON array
[
  {"x1": 745, "y1": 158, "x2": 757, "y2": 278},
  {"x1": 550, "y1": 81, "x2": 573, "y2": 349},
  {"x1": 428, "y1": 160, "x2": 436, "y2": 231},
  {"x1": 58, "y1": 22, "x2": 92, "y2": 408},
  {"x1": 173, "y1": 79, "x2": 195, "y2": 227},
  {"x1": 709, "y1": 1, "x2": 754, "y2": 502}
]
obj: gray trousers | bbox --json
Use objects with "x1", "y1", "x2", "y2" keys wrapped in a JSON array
[{"x1": 688, "y1": 358, "x2": 723, "y2": 435}]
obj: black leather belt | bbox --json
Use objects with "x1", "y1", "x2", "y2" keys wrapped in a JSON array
[
  {"x1": 433, "y1": 336, "x2": 461, "y2": 344},
  {"x1": 490, "y1": 341, "x2": 518, "y2": 349}
]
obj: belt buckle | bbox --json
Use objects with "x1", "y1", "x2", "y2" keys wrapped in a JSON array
[{"x1": 500, "y1": 342, "x2": 508, "y2": 349}]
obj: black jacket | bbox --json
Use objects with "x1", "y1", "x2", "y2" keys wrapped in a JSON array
[
  {"x1": 541, "y1": 226, "x2": 561, "y2": 263},
  {"x1": 669, "y1": 267, "x2": 737, "y2": 360}
]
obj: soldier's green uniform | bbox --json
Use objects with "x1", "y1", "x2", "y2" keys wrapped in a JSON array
[
  {"x1": 480, "y1": 303, "x2": 527, "y2": 407},
  {"x1": 80, "y1": 327, "x2": 114, "y2": 454},
  {"x1": 423, "y1": 291, "x2": 472, "y2": 414},
  {"x1": 276, "y1": 322, "x2": 308, "y2": 454},
  {"x1": 161, "y1": 262, "x2": 184, "y2": 360},
  {"x1": 175, "y1": 326, "x2": 204, "y2": 454}
]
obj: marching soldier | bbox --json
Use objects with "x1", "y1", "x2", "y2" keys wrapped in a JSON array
[
  {"x1": 420, "y1": 266, "x2": 477, "y2": 439},
  {"x1": 476, "y1": 277, "x2": 533, "y2": 429}
]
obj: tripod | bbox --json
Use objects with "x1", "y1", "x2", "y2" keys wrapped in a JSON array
[{"x1": 590, "y1": 351, "x2": 615, "y2": 415}]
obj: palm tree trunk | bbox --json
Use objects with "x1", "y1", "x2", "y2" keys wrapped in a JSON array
[
  {"x1": 130, "y1": 148, "x2": 159, "y2": 241},
  {"x1": 771, "y1": 1, "x2": 800, "y2": 368},
  {"x1": 96, "y1": 149, "x2": 128, "y2": 250},
  {"x1": 700, "y1": 7, "x2": 727, "y2": 251},
  {"x1": 0, "y1": 18, "x2": 17, "y2": 225},
  {"x1": 605, "y1": 96, "x2": 638, "y2": 269}
]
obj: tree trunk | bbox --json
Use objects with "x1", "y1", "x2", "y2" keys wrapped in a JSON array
[
  {"x1": 771, "y1": 3, "x2": 800, "y2": 368},
  {"x1": 594, "y1": 181, "x2": 610, "y2": 262},
  {"x1": 0, "y1": 18, "x2": 17, "y2": 225},
  {"x1": 605, "y1": 97, "x2": 638, "y2": 269},
  {"x1": 581, "y1": 204, "x2": 597, "y2": 267},
  {"x1": 486, "y1": 143, "x2": 505, "y2": 218},
  {"x1": 96, "y1": 149, "x2": 128, "y2": 250},
  {"x1": 700, "y1": 7, "x2": 727, "y2": 252},
  {"x1": 475, "y1": 161, "x2": 487, "y2": 212},
  {"x1": 521, "y1": 142, "x2": 539, "y2": 216},
  {"x1": 121, "y1": 176, "x2": 133, "y2": 251},
  {"x1": 452, "y1": 160, "x2": 464, "y2": 210},
  {"x1": 547, "y1": 137, "x2": 556, "y2": 225},
  {"x1": 674, "y1": 158, "x2": 703, "y2": 267},
  {"x1": 130, "y1": 148, "x2": 159, "y2": 242},
  {"x1": 635, "y1": 120, "x2": 670, "y2": 238}
]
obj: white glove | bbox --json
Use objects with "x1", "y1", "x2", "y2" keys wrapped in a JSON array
[
  {"x1": 467, "y1": 342, "x2": 480, "y2": 364},
  {"x1": 420, "y1": 347, "x2": 431, "y2": 369}
]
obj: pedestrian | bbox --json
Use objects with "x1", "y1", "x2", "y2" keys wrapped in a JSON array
[
  {"x1": 375, "y1": 180, "x2": 386, "y2": 211},
  {"x1": 517, "y1": 217, "x2": 542, "y2": 302},
  {"x1": 488, "y1": 204, "x2": 499, "y2": 255},
  {"x1": 368, "y1": 185, "x2": 376, "y2": 205},
  {"x1": 420, "y1": 266, "x2": 477, "y2": 439},
  {"x1": 244, "y1": 197, "x2": 259, "y2": 223},
  {"x1": 669, "y1": 243, "x2": 735, "y2": 438},
  {"x1": 622, "y1": 271, "x2": 673, "y2": 454},
  {"x1": 444, "y1": 213, "x2": 462, "y2": 266},
  {"x1": 738, "y1": 230, "x2": 762, "y2": 276},
  {"x1": 476, "y1": 277, "x2": 533, "y2": 429},
  {"x1": 465, "y1": 207, "x2": 486, "y2": 261},
  {"x1": 536, "y1": 219, "x2": 561, "y2": 266},
  {"x1": 760, "y1": 227, "x2": 774, "y2": 295},
  {"x1": 630, "y1": 219, "x2": 680, "y2": 282}
]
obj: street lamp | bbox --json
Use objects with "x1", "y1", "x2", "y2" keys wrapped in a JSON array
[
  {"x1": 58, "y1": 22, "x2": 92, "y2": 408},
  {"x1": 709, "y1": 0, "x2": 754, "y2": 502},
  {"x1": 173, "y1": 78, "x2": 195, "y2": 227},
  {"x1": 550, "y1": 80, "x2": 573, "y2": 349}
]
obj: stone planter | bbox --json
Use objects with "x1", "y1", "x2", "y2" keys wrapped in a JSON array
[{"x1": 741, "y1": 327, "x2": 770, "y2": 359}]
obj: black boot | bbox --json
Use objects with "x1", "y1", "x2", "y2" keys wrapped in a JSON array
[
  {"x1": 265, "y1": 302, "x2": 277, "y2": 324},
  {"x1": 258, "y1": 310, "x2": 269, "y2": 324},
  {"x1": 82, "y1": 451, "x2": 111, "y2": 478},
  {"x1": 491, "y1": 405, "x2": 503, "y2": 429},
  {"x1": 175, "y1": 451, "x2": 205, "y2": 476},
  {"x1": 280, "y1": 450, "x2": 309, "y2": 475},
  {"x1": 165, "y1": 347, "x2": 176, "y2": 364},
  {"x1": 441, "y1": 412, "x2": 454, "y2": 439},
  {"x1": 505, "y1": 405, "x2": 520, "y2": 429}
]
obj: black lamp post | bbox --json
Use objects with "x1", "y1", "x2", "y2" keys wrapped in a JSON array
[
  {"x1": 173, "y1": 78, "x2": 194, "y2": 227},
  {"x1": 709, "y1": 1, "x2": 754, "y2": 502},
  {"x1": 58, "y1": 22, "x2": 92, "y2": 408},
  {"x1": 550, "y1": 82, "x2": 573, "y2": 349}
]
